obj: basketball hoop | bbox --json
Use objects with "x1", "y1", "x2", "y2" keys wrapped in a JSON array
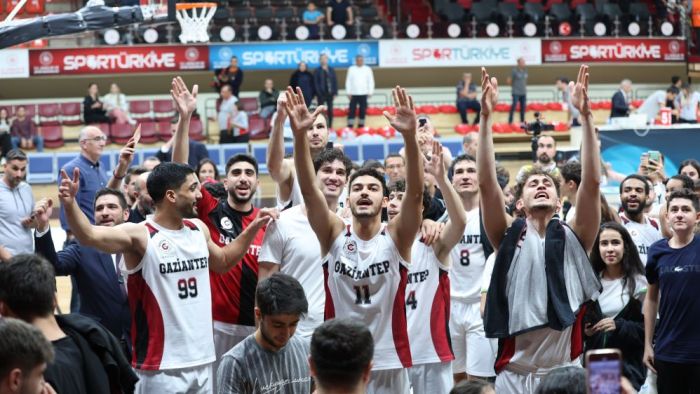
[{"x1": 175, "y1": 2, "x2": 217, "y2": 43}]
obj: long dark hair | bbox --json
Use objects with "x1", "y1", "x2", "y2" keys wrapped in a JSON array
[{"x1": 590, "y1": 222, "x2": 645, "y2": 301}]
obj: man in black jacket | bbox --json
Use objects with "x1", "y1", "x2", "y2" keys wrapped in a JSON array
[
  {"x1": 314, "y1": 54, "x2": 338, "y2": 128},
  {"x1": 611, "y1": 79, "x2": 633, "y2": 118}
]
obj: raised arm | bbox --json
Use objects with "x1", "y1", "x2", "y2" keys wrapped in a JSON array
[
  {"x1": 170, "y1": 77, "x2": 198, "y2": 166},
  {"x1": 266, "y1": 95, "x2": 295, "y2": 203},
  {"x1": 386, "y1": 87, "x2": 424, "y2": 259},
  {"x1": 570, "y1": 65, "x2": 601, "y2": 252},
  {"x1": 107, "y1": 128, "x2": 139, "y2": 190},
  {"x1": 477, "y1": 67, "x2": 511, "y2": 249},
  {"x1": 286, "y1": 87, "x2": 344, "y2": 255},
  {"x1": 427, "y1": 141, "x2": 467, "y2": 260}
]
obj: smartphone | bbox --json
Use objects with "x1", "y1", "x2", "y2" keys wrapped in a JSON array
[
  {"x1": 648, "y1": 150, "x2": 661, "y2": 164},
  {"x1": 585, "y1": 349, "x2": 622, "y2": 394},
  {"x1": 640, "y1": 152, "x2": 649, "y2": 174}
]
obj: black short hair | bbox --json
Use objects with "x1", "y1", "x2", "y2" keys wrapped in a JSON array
[
  {"x1": 449, "y1": 153, "x2": 476, "y2": 179},
  {"x1": 0, "y1": 318, "x2": 54, "y2": 379},
  {"x1": 667, "y1": 86, "x2": 680, "y2": 95},
  {"x1": 560, "y1": 161, "x2": 582, "y2": 187},
  {"x1": 256, "y1": 273, "x2": 308, "y2": 317},
  {"x1": 620, "y1": 174, "x2": 650, "y2": 196},
  {"x1": 666, "y1": 174, "x2": 695, "y2": 190},
  {"x1": 348, "y1": 168, "x2": 387, "y2": 196},
  {"x1": 556, "y1": 77, "x2": 570, "y2": 84},
  {"x1": 362, "y1": 159, "x2": 385, "y2": 171},
  {"x1": 672, "y1": 75, "x2": 681, "y2": 85},
  {"x1": 387, "y1": 179, "x2": 432, "y2": 217},
  {"x1": 125, "y1": 165, "x2": 148, "y2": 185},
  {"x1": 5, "y1": 149, "x2": 27, "y2": 162},
  {"x1": 203, "y1": 181, "x2": 227, "y2": 199},
  {"x1": 225, "y1": 154, "x2": 258, "y2": 176},
  {"x1": 0, "y1": 254, "x2": 56, "y2": 321},
  {"x1": 197, "y1": 158, "x2": 220, "y2": 180},
  {"x1": 535, "y1": 366, "x2": 585, "y2": 394},
  {"x1": 311, "y1": 318, "x2": 373, "y2": 391},
  {"x1": 667, "y1": 188, "x2": 700, "y2": 211},
  {"x1": 313, "y1": 148, "x2": 352, "y2": 178},
  {"x1": 146, "y1": 162, "x2": 196, "y2": 204},
  {"x1": 450, "y1": 379, "x2": 494, "y2": 394},
  {"x1": 94, "y1": 188, "x2": 128, "y2": 210},
  {"x1": 384, "y1": 153, "x2": 404, "y2": 165},
  {"x1": 680, "y1": 159, "x2": 700, "y2": 176}
]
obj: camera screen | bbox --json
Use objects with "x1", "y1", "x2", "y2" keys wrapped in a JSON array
[{"x1": 588, "y1": 359, "x2": 621, "y2": 394}]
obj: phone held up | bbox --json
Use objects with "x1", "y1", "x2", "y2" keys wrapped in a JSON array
[{"x1": 585, "y1": 349, "x2": 622, "y2": 394}]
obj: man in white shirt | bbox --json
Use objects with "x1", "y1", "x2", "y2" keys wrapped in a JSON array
[
  {"x1": 345, "y1": 55, "x2": 374, "y2": 129},
  {"x1": 217, "y1": 85, "x2": 240, "y2": 143},
  {"x1": 679, "y1": 83, "x2": 700, "y2": 123},
  {"x1": 637, "y1": 88, "x2": 677, "y2": 124},
  {"x1": 619, "y1": 174, "x2": 663, "y2": 265}
]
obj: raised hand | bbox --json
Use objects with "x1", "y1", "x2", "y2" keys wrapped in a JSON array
[
  {"x1": 424, "y1": 140, "x2": 445, "y2": 180},
  {"x1": 480, "y1": 67, "x2": 499, "y2": 119},
  {"x1": 250, "y1": 207, "x2": 280, "y2": 231},
  {"x1": 570, "y1": 64, "x2": 591, "y2": 118},
  {"x1": 58, "y1": 168, "x2": 80, "y2": 206},
  {"x1": 284, "y1": 87, "x2": 326, "y2": 137},
  {"x1": 383, "y1": 86, "x2": 416, "y2": 135},
  {"x1": 170, "y1": 76, "x2": 198, "y2": 117},
  {"x1": 32, "y1": 198, "x2": 54, "y2": 232},
  {"x1": 118, "y1": 126, "x2": 139, "y2": 169}
]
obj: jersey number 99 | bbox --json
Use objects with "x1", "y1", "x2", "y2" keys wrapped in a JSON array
[{"x1": 178, "y1": 278, "x2": 198, "y2": 299}]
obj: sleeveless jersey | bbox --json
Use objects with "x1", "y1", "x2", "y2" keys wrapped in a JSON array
[
  {"x1": 197, "y1": 187, "x2": 263, "y2": 326},
  {"x1": 407, "y1": 236, "x2": 454, "y2": 365},
  {"x1": 449, "y1": 208, "x2": 487, "y2": 302},
  {"x1": 126, "y1": 219, "x2": 214, "y2": 370},
  {"x1": 620, "y1": 213, "x2": 662, "y2": 266},
  {"x1": 322, "y1": 224, "x2": 412, "y2": 370}
]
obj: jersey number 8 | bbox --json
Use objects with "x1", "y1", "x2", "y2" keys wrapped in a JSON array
[
  {"x1": 459, "y1": 249, "x2": 470, "y2": 266},
  {"x1": 178, "y1": 278, "x2": 198, "y2": 299}
]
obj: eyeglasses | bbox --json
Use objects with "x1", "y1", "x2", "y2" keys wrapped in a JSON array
[{"x1": 82, "y1": 136, "x2": 108, "y2": 143}]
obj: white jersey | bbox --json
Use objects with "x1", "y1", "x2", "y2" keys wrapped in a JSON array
[
  {"x1": 125, "y1": 219, "x2": 215, "y2": 371},
  {"x1": 323, "y1": 224, "x2": 412, "y2": 370},
  {"x1": 407, "y1": 236, "x2": 453, "y2": 365},
  {"x1": 258, "y1": 205, "x2": 325, "y2": 337},
  {"x1": 620, "y1": 213, "x2": 662, "y2": 266},
  {"x1": 449, "y1": 208, "x2": 488, "y2": 302}
]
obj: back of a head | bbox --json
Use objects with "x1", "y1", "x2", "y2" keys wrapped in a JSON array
[
  {"x1": 146, "y1": 162, "x2": 195, "y2": 204},
  {"x1": 560, "y1": 161, "x2": 582, "y2": 187},
  {"x1": 0, "y1": 254, "x2": 56, "y2": 322},
  {"x1": 256, "y1": 273, "x2": 308, "y2": 317},
  {"x1": 0, "y1": 317, "x2": 54, "y2": 381},
  {"x1": 310, "y1": 318, "x2": 374, "y2": 391},
  {"x1": 535, "y1": 367, "x2": 586, "y2": 394},
  {"x1": 450, "y1": 379, "x2": 494, "y2": 394}
]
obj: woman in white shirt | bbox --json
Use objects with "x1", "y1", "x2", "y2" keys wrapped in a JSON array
[
  {"x1": 0, "y1": 108, "x2": 13, "y2": 159},
  {"x1": 586, "y1": 222, "x2": 647, "y2": 390},
  {"x1": 102, "y1": 83, "x2": 135, "y2": 125}
]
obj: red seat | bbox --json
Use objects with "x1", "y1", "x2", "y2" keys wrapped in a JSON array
[
  {"x1": 40, "y1": 125, "x2": 64, "y2": 148},
  {"x1": 439, "y1": 104, "x2": 458, "y2": 114},
  {"x1": 333, "y1": 108, "x2": 348, "y2": 117},
  {"x1": 454, "y1": 124, "x2": 470, "y2": 135},
  {"x1": 239, "y1": 98, "x2": 259, "y2": 113},
  {"x1": 38, "y1": 103, "x2": 60, "y2": 125},
  {"x1": 129, "y1": 100, "x2": 152, "y2": 121},
  {"x1": 139, "y1": 121, "x2": 160, "y2": 144},
  {"x1": 153, "y1": 100, "x2": 175, "y2": 121},
  {"x1": 188, "y1": 118, "x2": 206, "y2": 141},
  {"x1": 110, "y1": 123, "x2": 134, "y2": 144},
  {"x1": 157, "y1": 121, "x2": 173, "y2": 141},
  {"x1": 247, "y1": 115, "x2": 269, "y2": 140},
  {"x1": 60, "y1": 102, "x2": 82, "y2": 125}
]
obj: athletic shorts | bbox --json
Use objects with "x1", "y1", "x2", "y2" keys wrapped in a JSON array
[
  {"x1": 408, "y1": 362, "x2": 453, "y2": 394},
  {"x1": 367, "y1": 368, "x2": 409, "y2": 394},
  {"x1": 135, "y1": 363, "x2": 212, "y2": 394},
  {"x1": 449, "y1": 299, "x2": 497, "y2": 377},
  {"x1": 495, "y1": 362, "x2": 582, "y2": 394}
]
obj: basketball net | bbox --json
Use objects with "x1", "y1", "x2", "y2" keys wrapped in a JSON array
[{"x1": 176, "y1": 2, "x2": 217, "y2": 43}]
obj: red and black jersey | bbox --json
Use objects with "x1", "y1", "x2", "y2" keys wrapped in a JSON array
[{"x1": 198, "y1": 187, "x2": 264, "y2": 326}]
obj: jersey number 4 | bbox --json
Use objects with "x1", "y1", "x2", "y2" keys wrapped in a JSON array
[
  {"x1": 406, "y1": 290, "x2": 417, "y2": 310},
  {"x1": 178, "y1": 278, "x2": 198, "y2": 299},
  {"x1": 459, "y1": 249, "x2": 470, "y2": 266},
  {"x1": 353, "y1": 285, "x2": 371, "y2": 305}
]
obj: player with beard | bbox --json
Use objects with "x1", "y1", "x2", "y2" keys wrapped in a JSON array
[
  {"x1": 618, "y1": 174, "x2": 662, "y2": 265},
  {"x1": 59, "y1": 77, "x2": 277, "y2": 393},
  {"x1": 288, "y1": 85, "x2": 424, "y2": 394},
  {"x1": 479, "y1": 65, "x2": 602, "y2": 393},
  {"x1": 516, "y1": 135, "x2": 559, "y2": 183}
]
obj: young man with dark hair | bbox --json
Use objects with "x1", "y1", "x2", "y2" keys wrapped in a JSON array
[
  {"x1": 288, "y1": 85, "x2": 423, "y2": 393},
  {"x1": 259, "y1": 148, "x2": 352, "y2": 338},
  {"x1": 0, "y1": 318, "x2": 55, "y2": 394},
  {"x1": 644, "y1": 189, "x2": 700, "y2": 393},
  {"x1": 479, "y1": 65, "x2": 602, "y2": 393},
  {"x1": 0, "y1": 148, "x2": 35, "y2": 257},
  {"x1": 216, "y1": 273, "x2": 311, "y2": 393},
  {"x1": 516, "y1": 135, "x2": 559, "y2": 182},
  {"x1": 310, "y1": 318, "x2": 374, "y2": 394},
  {"x1": 559, "y1": 161, "x2": 582, "y2": 224},
  {"x1": 59, "y1": 77, "x2": 277, "y2": 393},
  {"x1": 619, "y1": 174, "x2": 662, "y2": 265}
]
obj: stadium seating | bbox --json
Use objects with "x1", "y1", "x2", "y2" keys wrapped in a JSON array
[
  {"x1": 129, "y1": 100, "x2": 153, "y2": 121},
  {"x1": 60, "y1": 102, "x2": 82, "y2": 125},
  {"x1": 153, "y1": 99, "x2": 175, "y2": 121},
  {"x1": 189, "y1": 117, "x2": 206, "y2": 141},
  {"x1": 40, "y1": 125, "x2": 64, "y2": 148},
  {"x1": 138, "y1": 121, "x2": 160, "y2": 144},
  {"x1": 110, "y1": 123, "x2": 134, "y2": 144},
  {"x1": 38, "y1": 103, "x2": 61, "y2": 126}
]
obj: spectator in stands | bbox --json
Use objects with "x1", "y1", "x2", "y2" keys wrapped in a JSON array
[
  {"x1": 456, "y1": 72, "x2": 481, "y2": 125},
  {"x1": 229, "y1": 102, "x2": 249, "y2": 143},
  {"x1": 326, "y1": 0, "x2": 353, "y2": 28},
  {"x1": 259, "y1": 79, "x2": 280, "y2": 119},
  {"x1": 0, "y1": 254, "x2": 137, "y2": 393},
  {"x1": 345, "y1": 55, "x2": 374, "y2": 129},
  {"x1": 0, "y1": 317, "x2": 56, "y2": 394},
  {"x1": 102, "y1": 83, "x2": 135, "y2": 125},
  {"x1": 515, "y1": 134, "x2": 559, "y2": 182},
  {"x1": 290, "y1": 62, "x2": 316, "y2": 108},
  {"x1": 309, "y1": 319, "x2": 373, "y2": 394},
  {"x1": 586, "y1": 222, "x2": 647, "y2": 390},
  {"x1": 679, "y1": 83, "x2": 700, "y2": 123},
  {"x1": 679, "y1": 159, "x2": 700, "y2": 181},
  {"x1": 638, "y1": 87, "x2": 679, "y2": 124},
  {"x1": 384, "y1": 153, "x2": 405, "y2": 187},
  {"x1": 197, "y1": 158, "x2": 220, "y2": 183},
  {"x1": 399, "y1": 115, "x2": 453, "y2": 168},
  {"x1": 214, "y1": 55, "x2": 243, "y2": 97},
  {"x1": 0, "y1": 149, "x2": 35, "y2": 257},
  {"x1": 218, "y1": 85, "x2": 241, "y2": 144},
  {"x1": 450, "y1": 379, "x2": 495, "y2": 394},
  {"x1": 314, "y1": 53, "x2": 338, "y2": 128},
  {"x1": 141, "y1": 156, "x2": 160, "y2": 170},
  {"x1": 10, "y1": 106, "x2": 43, "y2": 152},
  {"x1": 462, "y1": 132, "x2": 478, "y2": 157},
  {"x1": 556, "y1": 77, "x2": 580, "y2": 127},
  {"x1": 303, "y1": 2, "x2": 324, "y2": 38},
  {"x1": 611, "y1": 79, "x2": 634, "y2": 118},
  {"x1": 0, "y1": 108, "x2": 12, "y2": 160},
  {"x1": 507, "y1": 57, "x2": 528, "y2": 124},
  {"x1": 83, "y1": 83, "x2": 110, "y2": 124}
]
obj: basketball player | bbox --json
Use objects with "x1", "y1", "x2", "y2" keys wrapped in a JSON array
[
  {"x1": 479, "y1": 65, "x2": 602, "y2": 393},
  {"x1": 386, "y1": 140, "x2": 467, "y2": 394},
  {"x1": 58, "y1": 77, "x2": 278, "y2": 393},
  {"x1": 287, "y1": 85, "x2": 423, "y2": 394},
  {"x1": 449, "y1": 151, "x2": 497, "y2": 382}
]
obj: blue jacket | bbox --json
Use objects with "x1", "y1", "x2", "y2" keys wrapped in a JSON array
[
  {"x1": 35, "y1": 230, "x2": 131, "y2": 342},
  {"x1": 314, "y1": 66, "x2": 338, "y2": 97},
  {"x1": 611, "y1": 90, "x2": 630, "y2": 118}
]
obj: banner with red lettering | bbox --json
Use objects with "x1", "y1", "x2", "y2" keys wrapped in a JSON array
[
  {"x1": 541, "y1": 38, "x2": 686, "y2": 63},
  {"x1": 29, "y1": 45, "x2": 208, "y2": 75}
]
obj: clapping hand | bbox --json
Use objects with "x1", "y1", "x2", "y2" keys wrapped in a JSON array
[
  {"x1": 480, "y1": 67, "x2": 499, "y2": 119},
  {"x1": 383, "y1": 86, "x2": 417, "y2": 136},
  {"x1": 570, "y1": 64, "x2": 591, "y2": 118}
]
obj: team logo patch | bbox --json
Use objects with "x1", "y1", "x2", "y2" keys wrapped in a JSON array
[
  {"x1": 343, "y1": 239, "x2": 357, "y2": 255},
  {"x1": 629, "y1": 229, "x2": 638, "y2": 237},
  {"x1": 159, "y1": 240, "x2": 170, "y2": 252},
  {"x1": 220, "y1": 217, "x2": 233, "y2": 230}
]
